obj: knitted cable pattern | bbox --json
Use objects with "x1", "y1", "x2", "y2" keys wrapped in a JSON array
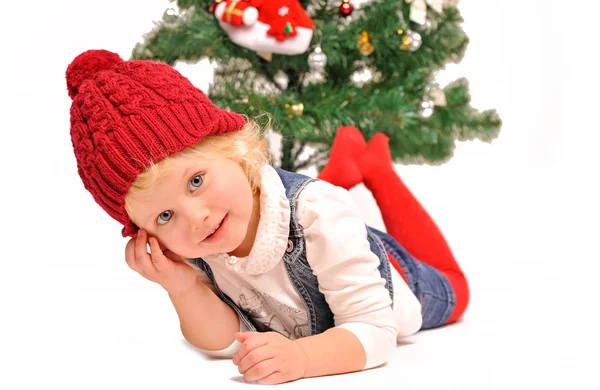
[{"x1": 66, "y1": 50, "x2": 246, "y2": 237}]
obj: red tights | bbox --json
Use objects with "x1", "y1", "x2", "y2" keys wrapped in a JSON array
[{"x1": 318, "y1": 127, "x2": 469, "y2": 325}]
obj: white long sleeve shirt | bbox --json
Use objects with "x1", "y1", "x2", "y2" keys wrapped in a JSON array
[{"x1": 186, "y1": 166, "x2": 422, "y2": 369}]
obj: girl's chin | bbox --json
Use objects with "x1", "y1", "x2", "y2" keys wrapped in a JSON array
[{"x1": 184, "y1": 238, "x2": 244, "y2": 259}]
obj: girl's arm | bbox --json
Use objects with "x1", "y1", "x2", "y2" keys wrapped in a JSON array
[
  {"x1": 295, "y1": 327, "x2": 367, "y2": 377},
  {"x1": 169, "y1": 278, "x2": 242, "y2": 352},
  {"x1": 298, "y1": 180, "x2": 406, "y2": 370}
]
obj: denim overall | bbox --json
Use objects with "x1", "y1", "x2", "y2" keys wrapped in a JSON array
[{"x1": 191, "y1": 168, "x2": 456, "y2": 335}]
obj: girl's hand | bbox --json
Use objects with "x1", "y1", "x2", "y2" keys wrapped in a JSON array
[
  {"x1": 232, "y1": 331, "x2": 308, "y2": 385},
  {"x1": 125, "y1": 229, "x2": 196, "y2": 296}
]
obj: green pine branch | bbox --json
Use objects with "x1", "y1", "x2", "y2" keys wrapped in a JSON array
[{"x1": 131, "y1": 0, "x2": 502, "y2": 171}]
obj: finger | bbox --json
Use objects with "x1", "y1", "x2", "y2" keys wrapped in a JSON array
[
  {"x1": 233, "y1": 333, "x2": 269, "y2": 365},
  {"x1": 237, "y1": 344, "x2": 274, "y2": 374},
  {"x1": 135, "y1": 230, "x2": 157, "y2": 273},
  {"x1": 163, "y1": 249, "x2": 183, "y2": 263},
  {"x1": 148, "y1": 236, "x2": 170, "y2": 272},
  {"x1": 243, "y1": 359, "x2": 278, "y2": 383},
  {"x1": 256, "y1": 371, "x2": 286, "y2": 385},
  {"x1": 233, "y1": 333, "x2": 267, "y2": 364},
  {"x1": 235, "y1": 332, "x2": 251, "y2": 343},
  {"x1": 125, "y1": 237, "x2": 140, "y2": 272}
]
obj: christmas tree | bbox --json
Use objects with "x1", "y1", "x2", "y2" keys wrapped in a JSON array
[{"x1": 131, "y1": 0, "x2": 501, "y2": 172}]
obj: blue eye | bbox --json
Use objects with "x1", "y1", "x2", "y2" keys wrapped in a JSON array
[
  {"x1": 157, "y1": 210, "x2": 173, "y2": 225},
  {"x1": 189, "y1": 174, "x2": 204, "y2": 191},
  {"x1": 156, "y1": 175, "x2": 203, "y2": 226}
]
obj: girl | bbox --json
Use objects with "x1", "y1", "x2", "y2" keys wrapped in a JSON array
[{"x1": 66, "y1": 50, "x2": 469, "y2": 385}]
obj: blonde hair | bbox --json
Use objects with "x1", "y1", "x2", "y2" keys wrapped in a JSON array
[{"x1": 124, "y1": 116, "x2": 271, "y2": 218}]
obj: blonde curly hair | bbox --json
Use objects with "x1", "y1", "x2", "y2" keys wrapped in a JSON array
[{"x1": 124, "y1": 116, "x2": 271, "y2": 218}]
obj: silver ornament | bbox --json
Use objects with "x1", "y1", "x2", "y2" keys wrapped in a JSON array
[
  {"x1": 308, "y1": 46, "x2": 328, "y2": 71},
  {"x1": 406, "y1": 30, "x2": 422, "y2": 52},
  {"x1": 419, "y1": 97, "x2": 435, "y2": 118},
  {"x1": 351, "y1": 68, "x2": 373, "y2": 87},
  {"x1": 303, "y1": 70, "x2": 326, "y2": 86},
  {"x1": 274, "y1": 71, "x2": 289, "y2": 90},
  {"x1": 163, "y1": 8, "x2": 180, "y2": 26},
  {"x1": 400, "y1": 30, "x2": 422, "y2": 52}
]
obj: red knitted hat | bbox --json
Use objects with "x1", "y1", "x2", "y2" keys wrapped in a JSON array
[{"x1": 66, "y1": 49, "x2": 246, "y2": 237}]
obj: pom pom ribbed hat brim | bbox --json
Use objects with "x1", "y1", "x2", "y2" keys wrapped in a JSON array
[{"x1": 66, "y1": 50, "x2": 246, "y2": 237}]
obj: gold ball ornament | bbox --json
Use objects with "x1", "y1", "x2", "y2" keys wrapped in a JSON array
[
  {"x1": 285, "y1": 103, "x2": 304, "y2": 118},
  {"x1": 359, "y1": 42, "x2": 374, "y2": 56},
  {"x1": 358, "y1": 31, "x2": 374, "y2": 56}
]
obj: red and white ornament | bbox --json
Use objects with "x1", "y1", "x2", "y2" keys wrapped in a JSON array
[
  {"x1": 215, "y1": 0, "x2": 314, "y2": 56},
  {"x1": 215, "y1": 0, "x2": 259, "y2": 26}
]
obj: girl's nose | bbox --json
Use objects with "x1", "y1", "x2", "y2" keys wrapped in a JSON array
[{"x1": 188, "y1": 206, "x2": 210, "y2": 232}]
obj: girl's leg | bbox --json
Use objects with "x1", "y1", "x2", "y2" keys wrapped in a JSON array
[
  {"x1": 317, "y1": 126, "x2": 366, "y2": 190},
  {"x1": 357, "y1": 134, "x2": 469, "y2": 324}
]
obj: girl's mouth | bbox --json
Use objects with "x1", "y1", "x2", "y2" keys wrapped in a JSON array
[{"x1": 202, "y1": 213, "x2": 229, "y2": 243}]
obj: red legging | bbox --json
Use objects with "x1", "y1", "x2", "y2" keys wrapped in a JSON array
[{"x1": 318, "y1": 128, "x2": 469, "y2": 325}]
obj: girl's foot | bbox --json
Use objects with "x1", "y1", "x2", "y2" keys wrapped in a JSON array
[{"x1": 318, "y1": 126, "x2": 367, "y2": 190}]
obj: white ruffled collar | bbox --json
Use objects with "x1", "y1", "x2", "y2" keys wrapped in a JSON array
[{"x1": 203, "y1": 165, "x2": 290, "y2": 275}]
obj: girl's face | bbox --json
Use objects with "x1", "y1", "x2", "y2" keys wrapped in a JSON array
[{"x1": 127, "y1": 154, "x2": 257, "y2": 259}]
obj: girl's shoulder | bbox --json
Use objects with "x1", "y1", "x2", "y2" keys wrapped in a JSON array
[{"x1": 296, "y1": 178, "x2": 360, "y2": 225}]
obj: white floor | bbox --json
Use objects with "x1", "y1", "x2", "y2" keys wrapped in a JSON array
[{"x1": 1, "y1": 1, "x2": 598, "y2": 389}]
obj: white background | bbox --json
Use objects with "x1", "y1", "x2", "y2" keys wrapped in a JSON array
[{"x1": 1, "y1": 0, "x2": 598, "y2": 389}]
